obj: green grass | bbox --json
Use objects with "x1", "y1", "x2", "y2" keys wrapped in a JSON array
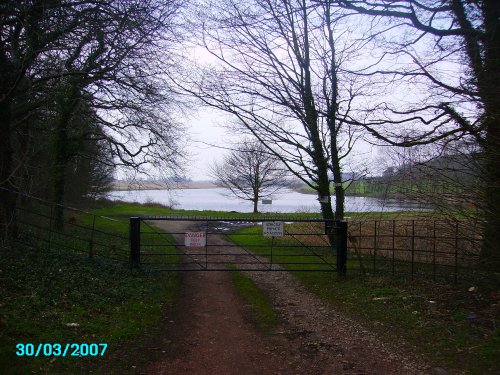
[
  {"x1": 91, "y1": 201, "x2": 325, "y2": 220},
  {"x1": 94, "y1": 201, "x2": 443, "y2": 220},
  {"x1": 298, "y1": 180, "x2": 470, "y2": 197},
  {"x1": 229, "y1": 226, "x2": 500, "y2": 375},
  {"x1": 5, "y1": 199, "x2": 495, "y2": 373},
  {"x1": 0, "y1": 203, "x2": 180, "y2": 374},
  {"x1": 229, "y1": 225, "x2": 356, "y2": 272},
  {"x1": 228, "y1": 266, "x2": 279, "y2": 332}
]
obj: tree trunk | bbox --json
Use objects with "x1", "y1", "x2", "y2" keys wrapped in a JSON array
[
  {"x1": 253, "y1": 164, "x2": 259, "y2": 213},
  {"x1": 480, "y1": 90, "x2": 500, "y2": 269},
  {"x1": 334, "y1": 183, "x2": 345, "y2": 220},
  {"x1": 52, "y1": 113, "x2": 70, "y2": 230},
  {"x1": 324, "y1": 2, "x2": 345, "y2": 222},
  {"x1": 482, "y1": 124, "x2": 500, "y2": 269},
  {"x1": 51, "y1": 87, "x2": 78, "y2": 230},
  {"x1": 253, "y1": 198, "x2": 258, "y2": 214},
  {"x1": 0, "y1": 99, "x2": 17, "y2": 242},
  {"x1": 331, "y1": 138, "x2": 345, "y2": 220},
  {"x1": 316, "y1": 165, "x2": 336, "y2": 247},
  {"x1": 478, "y1": 0, "x2": 500, "y2": 269},
  {"x1": 300, "y1": 0, "x2": 334, "y2": 225}
]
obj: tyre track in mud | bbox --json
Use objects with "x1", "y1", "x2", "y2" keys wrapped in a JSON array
[{"x1": 142, "y1": 220, "x2": 431, "y2": 375}]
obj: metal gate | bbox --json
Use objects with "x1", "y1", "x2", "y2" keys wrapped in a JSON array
[{"x1": 130, "y1": 216, "x2": 347, "y2": 273}]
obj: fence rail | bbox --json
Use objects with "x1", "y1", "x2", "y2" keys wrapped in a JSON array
[
  {"x1": 131, "y1": 217, "x2": 348, "y2": 273},
  {"x1": 3, "y1": 188, "x2": 490, "y2": 284},
  {"x1": 347, "y1": 218, "x2": 484, "y2": 284},
  {"x1": 5, "y1": 189, "x2": 129, "y2": 262}
]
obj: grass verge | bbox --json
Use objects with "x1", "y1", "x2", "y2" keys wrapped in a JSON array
[
  {"x1": 229, "y1": 226, "x2": 499, "y2": 375},
  {"x1": 228, "y1": 266, "x2": 279, "y2": 333},
  {"x1": 0, "y1": 203, "x2": 179, "y2": 374},
  {"x1": 91, "y1": 200, "x2": 441, "y2": 220}
]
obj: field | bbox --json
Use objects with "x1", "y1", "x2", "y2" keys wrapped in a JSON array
[
  {"x1": 1, "y1": 199, "x2": 498, "y2": 374},
  {"x1": 0, "y1": 202, "x2": 179, "y2": 374},
  {"x1": 229, "y1": 225, "x2": 499, "y2": 374}
]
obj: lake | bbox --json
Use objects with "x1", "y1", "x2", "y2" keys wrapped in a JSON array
[{"x1": 107, "y1": 188, "x2": 429, "y2": 213}]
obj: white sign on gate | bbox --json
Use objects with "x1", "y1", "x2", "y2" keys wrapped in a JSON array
[
  {"x1": 184, "y1": 232, "x2": 207, "y2": 247},
  {"x1": 262, "y1": 221, "x2": 284, "y2": 237}
]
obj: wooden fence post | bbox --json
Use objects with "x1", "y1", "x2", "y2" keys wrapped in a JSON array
[
  {"x1": 130, "y1": 217, "x2": 141, "y2": 267},
  {"x1": 373, "y1": 221, "x2": 377, "y2": 274},
  {"x1": 454, "y1": 221, "x2": 459, "y2": 285},
  {"x1": 411, "y1": 220, "x2": 415, "y2": 280},
  {"x1": 336, "y1": 220, "x2": 347, "y2": 275}
]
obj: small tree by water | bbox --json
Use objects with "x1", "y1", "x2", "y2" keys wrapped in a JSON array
[{"x1": 210, "y1": 142, "x2": 290, "y2": 213}]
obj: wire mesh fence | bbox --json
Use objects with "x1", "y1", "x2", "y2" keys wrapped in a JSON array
[
  {"x1": 3, "y1": 188, "x2": 492, "y2": 284},
  {"x1": 346, "y1": 218, "x2": 485, "y2": 284},
  {"x1": 8, "y1": 190, "x2": 129, "y2": 262}
]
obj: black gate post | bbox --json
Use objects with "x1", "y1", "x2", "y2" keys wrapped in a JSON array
[
  {"x1": 336, "y1": 220, "x2": 347, "y2": 275},
  {"x1": 130, "y1": 217, "x2": 141, "y2": 267}
]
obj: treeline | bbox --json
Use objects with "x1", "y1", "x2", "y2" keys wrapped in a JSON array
[
  {"x1": 179, "y1": 0, "x2": 499, "y2": 268},
  {"x1": 1, "y1": 1, "x2": 499, "y2": 269},
  {"x1": 13, "y1": 86, "x2": 114, "y2": 203},
  {"x1": 1, "y1": 1, "x2": 184, "y2": 236},
  {"x1": 347, "y1": 152, "x2": 481, "y2": 199}
]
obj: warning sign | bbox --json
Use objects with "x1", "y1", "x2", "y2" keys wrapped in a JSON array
[
  {"x1": 184, "y1": 232, "x2": 207, "y2": 247},
  {"x1": 262, "y1": 221, "x2": 284, "y2": 237}
]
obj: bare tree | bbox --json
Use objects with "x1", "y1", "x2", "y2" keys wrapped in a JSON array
[
  {"x1": 0, "y1": 0, "x2": 186, "y2": 237},
  {"x1": 180, "y1": 0, "x2": 364, "y2": 223},
  {"x1": 374, "y1": 142, "x2": 481, "y2": 215},
  {"x1": 334, "y1": 0, "x2": 500, "y2": 267},
  {"x1": 211, "y1": 142, "x2": 290, "y2": 213},
  {"x1": 43, "y1": 0, "x2": 184, "y2": 227}
]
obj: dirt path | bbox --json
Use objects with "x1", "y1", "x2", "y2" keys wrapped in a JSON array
[{"x1": 142, "y1": 221, "x2": 431, "y2": 375}]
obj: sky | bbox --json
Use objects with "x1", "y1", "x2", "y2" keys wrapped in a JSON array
[
  {"x1": 173, "y1": 45, "x2": 233, "y2": 181},
  {"x1": 182, "y1": 108, "x2": 381, "y2": 182},
  {"x1": 154, "y1": 14, "x2": 409, "y2": 183},
  {"x1": 183, "y1": 107, "x2": 232, "y2": 180},
  {"x1": 117, "y1": 2, "x2": 468, "y2": 185},
  {"x1": 174, "y1": 18, "x2": 392, "y2": 182},
  {"x1": 178, "y1": 50, "x2": 379, "y2": 182}
]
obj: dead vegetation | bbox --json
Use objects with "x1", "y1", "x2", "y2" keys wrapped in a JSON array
[{"x1": 285, "y1": 219, "x2": 484, "y2": 281}]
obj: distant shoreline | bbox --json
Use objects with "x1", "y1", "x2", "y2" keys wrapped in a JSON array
[
  {"x1": 112, "y1": 182, "x2": 430, "y2": 203},
  {"x1": 111, "y1": 180, "x2": 218, "y2": 191}
]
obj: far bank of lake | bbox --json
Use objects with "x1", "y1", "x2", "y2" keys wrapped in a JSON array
[{"x1": 108, "y1": 188, "x2": 430, "y2": 213}]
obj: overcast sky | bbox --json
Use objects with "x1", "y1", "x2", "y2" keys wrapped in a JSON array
[
  {"x1": 175, "y1": 19, "x2": 390, "y2": 182},
  {"x1": 182, "y1": 109, "x2": 382, "y2": 182},
  {"x1": 155, "y1": 20, "x2": 399, "y2": 183},
  {"x1": 184, "y1": 107, "x2": 232, "y2": 180}
]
